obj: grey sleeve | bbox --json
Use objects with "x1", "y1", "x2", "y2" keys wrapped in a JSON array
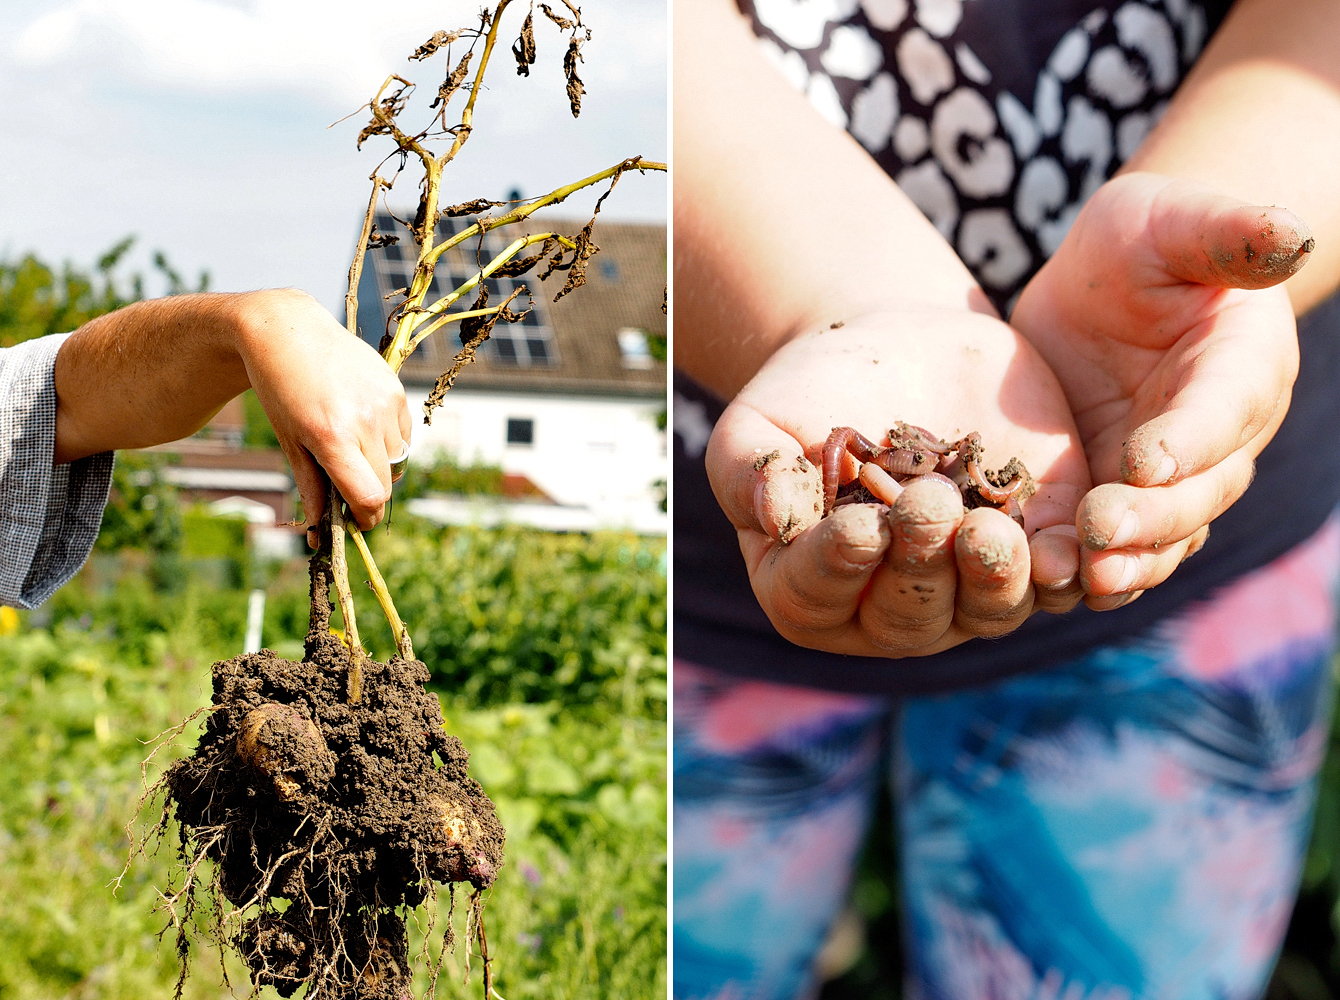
[{"x1": 0, "y1": 334, "x2": 114, "y2": 609}]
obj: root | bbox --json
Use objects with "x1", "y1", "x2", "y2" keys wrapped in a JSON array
[{"x1": 123, "y1": 647, "x2": 504, "y2": 1000}]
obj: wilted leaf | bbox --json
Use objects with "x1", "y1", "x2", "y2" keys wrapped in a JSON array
[
  {"x1": 441, "y1": 198, "x2": 507, "y2": 218},
  {"x1": 538, "y1": 3, "x2": 574, "y2": 31},
  {"x1": 409, "y1": 29, "x2": 463, "y2": 62},
  {"x1": 431, "y1": 50, "x2": 473, "y2": 109},
  {"x1": 458, "y1": 283, "x2": 490, "y2": 345},
  {"x1": 554, "y1": 219, "x2": 598, "y2": 301},
  {"x1": 367, "y1": 225, "x2": 399, "y2": 249},
  {"x1": 513, "y1": 11, "x2": 536, "y2": 76},
  {"x1": 563, "y1": 37, "x2": 585, "y2": 117},
  {"x1": 492, "y1": 239, "x2": 555, "y2": 277},
  {"x1": 356, "y1": 86, "x2": 409, "y2": 149}
]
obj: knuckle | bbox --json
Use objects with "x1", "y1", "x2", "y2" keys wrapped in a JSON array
[{"x1": 955, "y1": 601, "x2": 1029, "y2": 639}]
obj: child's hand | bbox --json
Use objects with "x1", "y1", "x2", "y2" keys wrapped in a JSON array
[
  {"x1": 1011, "y1": 173, "x2": 1312, "y2": 609},
  {"x1": 705, "y1": 308, "x2": 1091, "y2": 658}
]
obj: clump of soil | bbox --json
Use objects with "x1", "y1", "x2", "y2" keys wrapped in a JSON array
[{"x1": 150, "y1": 551, "x2": 504, "y2": 999}]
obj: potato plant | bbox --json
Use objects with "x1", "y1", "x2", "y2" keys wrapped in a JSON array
[{"x1": 124, "y1": 5, "x2": 664, "y2": 998}]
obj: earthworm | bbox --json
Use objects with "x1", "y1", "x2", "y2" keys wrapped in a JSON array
[{"x1": 822, "y1": 425, "x2": 1028, "y2": 529}]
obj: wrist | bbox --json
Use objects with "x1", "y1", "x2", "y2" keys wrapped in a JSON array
[{"x1": 228, "y1": 288, "x2": 327, "y2": 377}]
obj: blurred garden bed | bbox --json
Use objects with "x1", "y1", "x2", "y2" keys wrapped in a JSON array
[{"x1": 0, "y1": 519, "x2": 666, "y2": 999}]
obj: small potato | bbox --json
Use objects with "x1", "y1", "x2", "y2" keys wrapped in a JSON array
[{"x1": 236, "y1": 702, "x2": 335, "y2": 801}]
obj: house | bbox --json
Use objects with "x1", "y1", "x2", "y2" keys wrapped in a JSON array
[{"x1": 354, "y1": 210, "x2": 667, "y2": 533}]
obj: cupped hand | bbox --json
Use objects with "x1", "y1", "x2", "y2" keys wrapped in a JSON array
[
  {"x1": 1010, "y1": 173, "x2": 1313, "y2": 610},
  {"x1": 706, "y1": 307, "x2": 1091, "y2": 657},
  {"x1": 235, "y1": 289, "x2": 413, "y2": 534}
]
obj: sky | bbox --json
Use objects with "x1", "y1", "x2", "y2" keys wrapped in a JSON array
[{"x1": 0, "y1": 0, "x2": 667, "y2": 315}]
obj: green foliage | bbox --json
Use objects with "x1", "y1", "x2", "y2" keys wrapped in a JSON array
[
  {"x1": 242, "y1": 389, "x2": 281, "y2": 449},
  {"x1": 353, "y1": 521, "x2": 668, "y2": 710},
  {"x1": 397, "y1": 451, "x2": 507, "y2": 500},
  {"x1": 0, "y1": 240, "x2": 209, "y2": 348},
  {"x1": 0, "y1": 517, "x2": 666, "y2": 998},
  {"x1": 412, "y1": 701, "x2": 666, "y2": 998},
  {"x1": 181, "y1": 510, "x2": 247, "y2": 560},
  {"x1": 0, "y1": 239, "x2": 139, "y2": 348},
  {"x1": 94, "y1": 453, "x2": 183, "y2": 556}
]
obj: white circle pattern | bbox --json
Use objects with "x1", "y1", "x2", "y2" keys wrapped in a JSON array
[{"x1": 743, "y1": 0, "x2": 1225, "y2": 306}]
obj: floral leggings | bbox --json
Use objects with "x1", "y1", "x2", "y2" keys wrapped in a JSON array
[{"x1": 674, "y1": 515, "x2": 1340, "y2": 1000}]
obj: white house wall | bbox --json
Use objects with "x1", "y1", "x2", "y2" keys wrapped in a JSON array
[{"x1": 403, "y1": 388, "x2": 667, "y2": 521}]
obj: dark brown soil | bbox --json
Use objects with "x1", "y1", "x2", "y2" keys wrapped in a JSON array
[{"x1": 158, "y1": 548, "x2": 504, "y2": 999}]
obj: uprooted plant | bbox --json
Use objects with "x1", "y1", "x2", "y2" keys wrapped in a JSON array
[{"x1": 119, "y1": 5, "x2": 665, "y2": 998}]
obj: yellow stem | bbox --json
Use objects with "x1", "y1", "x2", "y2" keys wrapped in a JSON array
[
  {"x1": 346, "y1": 521, "x2": 415, "y2": 661},
  {"x1": 346, "y1": 177, "x2": 388, "y2": 335},
  {"x1": 327, "y1": 485, "x2": 364, "y2": 702}
]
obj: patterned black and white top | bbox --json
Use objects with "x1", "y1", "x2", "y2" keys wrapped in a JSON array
[
  {"x1": 740, "y1": 0, "x2": 1230, "y2": 311},
  {"x1": 0, "y1": 335, "x2": 113, "y2": 609},
  {"x1": 674, "y1": 0, "x2": 1340, "y2": 695}
]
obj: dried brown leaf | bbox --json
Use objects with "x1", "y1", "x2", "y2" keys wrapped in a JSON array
[
  {"x1": 554, "y1": 219, "x2": 599, "y2": 301},
  {"x1": 441, "y1": 198, "x2": 507, "y2": 218},
  {"x1": 356, "y1": 86, "x2": 409, "y2": 149},
  {"x1": 367, "y1": 225, "x2": 399, "y2": 249},
  {"x1": 513, "y1": 11, "x2": 536, "y2": 76},
  {"x1": 538, "y1": 3, "x2": 574, "y2": 31},
  {"x1": 410, "y1": 29, "x2": 463, "y2": 62},
  {"x1": 563, "y1": 37, "x2": 584, "y2": 117},
  {"x1": 431, "y1": 50, "x2": 473, "y2": 109},
  {"x1": 492, "y1": 238, "x2": 556, "y2": 277},
  {"x1": 458, "y1": 284, "x2": 490, "y2": 344}
]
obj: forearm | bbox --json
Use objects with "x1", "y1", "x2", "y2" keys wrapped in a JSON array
[
  {"x1": 1121, "y1": 0, "x2": 1340, "y2": 314},
  {"x1": 673, "y1": 0, "x2": 984, "y2": 399},
  {"x1": 51, "y1": 292, "x2": 280, "y2": 463}
]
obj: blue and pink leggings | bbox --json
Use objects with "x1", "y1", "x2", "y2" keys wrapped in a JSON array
[{"x1": 674, "y1": 516, "x2": 1340, "y2": 1000}]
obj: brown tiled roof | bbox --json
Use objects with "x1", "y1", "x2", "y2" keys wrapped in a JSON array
[{"x1": 382, "y1": 216, "x2": 666, "y2": 398}]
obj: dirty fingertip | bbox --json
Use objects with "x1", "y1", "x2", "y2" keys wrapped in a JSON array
[
  {"x1": 754, "y1": 451, "x2": 823, "y2": 543},
  {"x1": 1078, "y1": 488, "x2": 1134, "y2": 550},
  {"x1": 955, "y1": 509, "x2": 1024, "y2": 584},
  {"x1": 828, "y1": 503, "x2": 892, "y2": 567},
  {"x1": 1120, "y1": 424, "x2": 1181, "y2": 487},
  {"x1": 888, "y1": 475, "x2": 963, "y2": 527}
]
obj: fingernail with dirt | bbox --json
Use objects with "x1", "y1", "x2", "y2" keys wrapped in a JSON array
[
  {"x1": 957, "y1": 523, "x2": 1014, "y2": 579},
  {"x1": 1116, "y1": 554, "x2": 1140, "y2": 592},
  {"x1": 1107, "y1": 508, "x2": 1139, "y2": 549},
  {"x1": 755, "y1": 454, "x2": 822, "y2": 544},
  {"x1": 832, "y1": 506, "x2": 890, "y2": 567}
]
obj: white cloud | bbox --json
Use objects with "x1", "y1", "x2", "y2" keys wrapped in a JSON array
[
  {"x1": 10, "y1": 1, "x2": 665, "y2": 107},
  {"x1": 0, "y1": 0, "x2": 666, "y2": 311}
]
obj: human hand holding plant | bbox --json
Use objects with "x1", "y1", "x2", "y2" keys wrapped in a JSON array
[
  {"x1": 707, "y1": 307, "x2": 1091, "y2": 658},
  {"x1": 52, "y1": 287, "x2": 411, "y2": 535},
  {"x1": 1010, "y1": 173, "x2": 1313, "y2": 610},
  {"x1": 235, "y1": 288, "x2": 411, "y2": 535}
]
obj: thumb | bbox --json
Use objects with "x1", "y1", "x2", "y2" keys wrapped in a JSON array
[
  {"x1": 1148, "y1": 178, "x2": 1315, "y2": 289},
  {"x1": 705, "y1": 401, "x2": 824, "y2": 543}
]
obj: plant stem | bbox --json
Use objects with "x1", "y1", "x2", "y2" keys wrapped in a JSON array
[
  {"x1": 345, "y1": 521, "x2": 415, "y2": 661},
  {"x1": 382, "y1": 156, "x2": 666, "y2": 369},
  {"x1": 327, "y1": 482, "x2": 364, "y2": 702},
  {"x1": 346, "y1": 177, "x2": 388, "y2": 336}
]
